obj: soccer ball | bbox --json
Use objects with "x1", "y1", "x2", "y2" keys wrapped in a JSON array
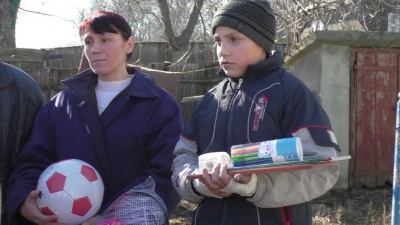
[{"x1": 36, "y1": 159, "x2": 104, "y2": 225}]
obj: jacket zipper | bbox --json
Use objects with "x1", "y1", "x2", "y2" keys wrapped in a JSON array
[
  {"x1": 225, "y1": 78, "x2": 243, "y2": 151},
  {"x1": 236, "y1": 78, "x2": 243, "y2": 90},
  {"x1": 221, "y1": 78, "x2": 243, "y2": 225}
]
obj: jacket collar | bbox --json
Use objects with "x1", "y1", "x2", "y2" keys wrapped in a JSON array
[
  {"x1": 217, "y1": 50, "x2": 284, "y2": 80},
  {"x1": 62, "y1": 65, "x2": 159, "y2": 101}
]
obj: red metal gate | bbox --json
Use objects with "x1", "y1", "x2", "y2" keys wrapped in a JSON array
[{"x1": 350, "y1": 48, "x2": 400, "y2": 188}]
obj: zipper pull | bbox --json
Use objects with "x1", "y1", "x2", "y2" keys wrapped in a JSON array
[{"x1": 237, "y1": 78, "x2": 243, "y2": 90}]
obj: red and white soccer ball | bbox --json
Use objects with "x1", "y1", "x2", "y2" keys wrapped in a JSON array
[{"x1": 36, "y1": 159, "x2": 104, "y2": 225}]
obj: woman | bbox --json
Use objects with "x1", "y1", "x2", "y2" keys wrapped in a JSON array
[{"x1": 5, "y1": 10, "x2": 183, "y2": 225}]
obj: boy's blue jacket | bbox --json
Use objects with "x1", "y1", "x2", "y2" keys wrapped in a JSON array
[
  {"x1": 5, "y1": 66, "x2": 183, "y2": 224},
  {"x1": 172, "y1": 51, "x2": 340, "y2": 225}
]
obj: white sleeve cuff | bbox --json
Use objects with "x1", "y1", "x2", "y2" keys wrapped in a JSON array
[{"x1": 221, "y1": 174, "x2": 258, "y2": 197}]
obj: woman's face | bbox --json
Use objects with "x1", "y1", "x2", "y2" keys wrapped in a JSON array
[
  {"x1": 83, "y1": 28, "x2": 134, "y2": 81},
  {"x1": 214, "y1": 26, "x2": 266, "y2": 78}
]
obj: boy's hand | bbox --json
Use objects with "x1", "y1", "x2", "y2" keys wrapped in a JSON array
[
  {"x1": 199, "y1": 163, "x2": 232, "y2": 198},
  {"x1": 193, "y1": 163, "x2": 257, "y2": 198},
  {"x1": 19, "y1": 190, "x2": 62, "y2": 225},
  {"x1": 233, "y1": 173, "x2": 253, "y2": 184}
]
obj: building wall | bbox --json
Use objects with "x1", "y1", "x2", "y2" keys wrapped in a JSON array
[
  {"x1": 286, "y1": 45, "x2": 350, "y2": 189},
  {"x1": 287, "y1": 46, "x2": 322, "y2": 94},
  {"x1": 320, "y1": 45, "x2": 350, "y2": 189}
]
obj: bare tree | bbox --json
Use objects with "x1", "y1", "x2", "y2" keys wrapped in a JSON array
[
  {"x1": 0, "y1": 0, "x2": 20, "y2": 47},
  {"x1": 4, "y1": 0, "x2": 400, "y2": 54},
  {"x1": 89, "y1": 0, "x2": 162, "y2": 42},
  {"x1": 89, "y1": 0, "x2": 209, "y2": 44},
  {"x1": 89, "y1": 0, "x2": 214, "y2": 63},
  {"x1": 157, "y1": 0, "x2": 205, "y2": 51},
  {"x1": 272, "y1": 0, "x2": 400, "y2": 46},
  {"x1": 86, "y1": 0, "x2": 400, "y2": 62}
]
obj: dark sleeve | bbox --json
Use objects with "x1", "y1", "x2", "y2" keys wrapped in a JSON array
[
  {"x1": 127, "y1": 91, "x2": 184, "y2": 213},
  {"x1": 281, "y1": 79, "x2": 340, "y2": 150},
  {"x1": 5, "y1": 104, "x2": 54, "y2": 225}
]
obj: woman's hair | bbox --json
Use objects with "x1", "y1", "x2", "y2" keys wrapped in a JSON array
[{"x1": 79, "y1": 10, "x2": 133, "y2": 60}]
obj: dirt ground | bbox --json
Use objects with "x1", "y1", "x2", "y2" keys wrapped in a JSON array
[{"x1": 169, "y1": 187, "x2": 393, "y2": 225}]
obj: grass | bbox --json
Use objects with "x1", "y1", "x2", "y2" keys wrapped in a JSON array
[
  {"x1": 169, "y1": 187, "x2": 393, "y2": 225},
  {"x1": 312, "y1": 188, "x2": 392, "y2": 225}
]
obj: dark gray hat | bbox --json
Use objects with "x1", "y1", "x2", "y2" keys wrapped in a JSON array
[{"x1": 211, "y1": 0, "x2": 276, "y2": 53}]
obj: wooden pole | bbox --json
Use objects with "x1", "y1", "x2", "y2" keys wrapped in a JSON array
[{"x1": 392, "y1": 92, "x2": 400, "y2": 225}]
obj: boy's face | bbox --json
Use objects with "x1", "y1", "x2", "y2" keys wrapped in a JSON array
[{"x1": 214, "y1": 26, "x2": 266, "y2": 78}]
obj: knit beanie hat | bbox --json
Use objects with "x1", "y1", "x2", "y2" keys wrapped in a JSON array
[{"x1": 211, "y1": 0, "x2": 276, "y2": 53}]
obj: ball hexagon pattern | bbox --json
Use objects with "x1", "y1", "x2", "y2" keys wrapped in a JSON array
[{"x1": 36, "y1": 159, "x2": 104, "y2": 225}]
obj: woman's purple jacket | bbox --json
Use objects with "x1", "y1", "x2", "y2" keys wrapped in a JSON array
[{"x1": 5, "y1": 66, "x2": 183, "y2": 224}]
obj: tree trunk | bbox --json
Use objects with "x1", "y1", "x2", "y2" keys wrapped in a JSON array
[
  {"x1": 157, "y1": 0, "x2": 205, "y2": 64},
  {"x1": 0, "y1": 0, "x2": 19, "y2": 47},
  {"x1": 157, "y1": 0, "x2": 204, "y2": 51}
]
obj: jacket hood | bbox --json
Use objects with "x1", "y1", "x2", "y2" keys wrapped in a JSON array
[{"x1": 217, "y1": 50, "x2": 284, "y2": 80}]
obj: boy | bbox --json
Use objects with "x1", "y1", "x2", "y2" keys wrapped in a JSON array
[{"x1": 171, "y1": 1, "x2": 340, "y2": 224}]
